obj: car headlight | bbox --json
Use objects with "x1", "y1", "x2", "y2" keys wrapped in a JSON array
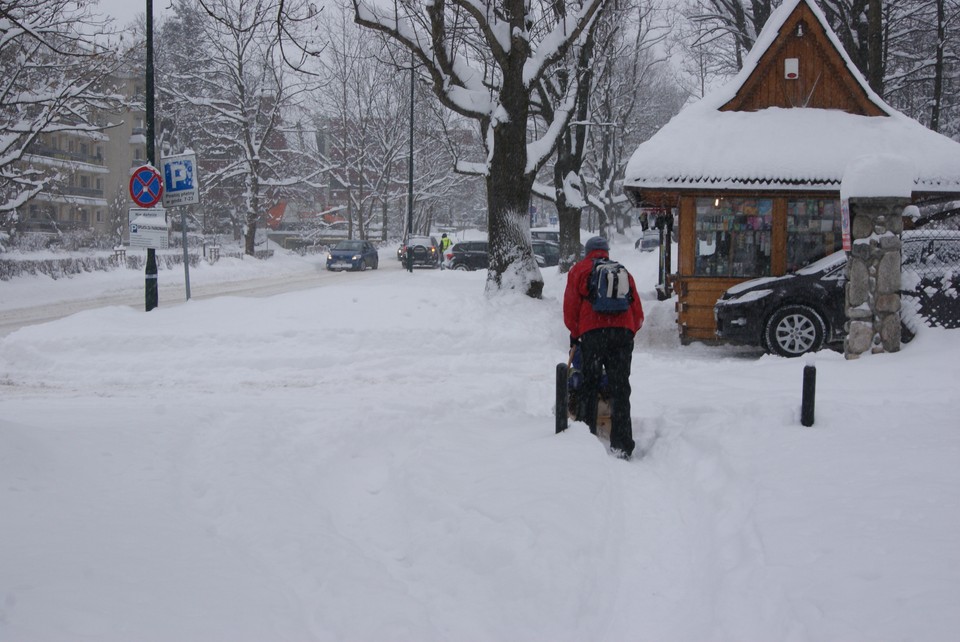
[
  {"x1": 352, "y1": 254, "x2": 360, "y2": 260},
  {"x1": 326, "y1": 253, "x2": 333, "y2": 260}
]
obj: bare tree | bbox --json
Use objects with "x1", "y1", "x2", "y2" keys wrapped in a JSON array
[
  {"x1": 352, "y1": 0, "x2": 610, "y2": 298},
  {"x1": 162, "y1": 0, "x2": 329, "y2": 255}
]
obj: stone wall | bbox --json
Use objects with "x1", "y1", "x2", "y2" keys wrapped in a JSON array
[{"x1": 844, "y1": 197, "x2": 910, "y2": 358}]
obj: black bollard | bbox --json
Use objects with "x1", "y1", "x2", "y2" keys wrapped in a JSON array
[
  {"x1": 405, "y1": 249, "x2": 413, "y2": 273},
  {"x1": 145, "y1": 247, "x2": 158, "y2": 311},
  {"x1": 556, "y1": 362, "x2": 568, "y2": 433},
  {"x1": 801, "y1": 363, "x2": 816, "y2": 426}
]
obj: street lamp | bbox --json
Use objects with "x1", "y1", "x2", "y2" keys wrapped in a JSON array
[
  {"x1": 407, "y1": 49, "x2": 414, "y2": 237},
  {"x1": 144, "y1": 0, "x2": 158, "y2": 311}
]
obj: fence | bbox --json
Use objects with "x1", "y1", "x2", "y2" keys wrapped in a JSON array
[{"x1": 900, "y1": 212, "x2": 960, "y2": 333}]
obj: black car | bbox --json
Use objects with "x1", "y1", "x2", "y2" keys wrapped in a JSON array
[
  {"x1": 444, "y1": 241, "x2": 489, "y2": 271},
  {"x1": 443, "y1": 239, "x2": 561, "y2": 270},
  {"x1": 397, "y1": 235, "x2": 440, "y2": 267},
  {"x1": 714, "y1": 251, "x2": 848, "y2": 357},
  {"x1": 532, "y1": 239, "x2": 560, "y2": 267}
]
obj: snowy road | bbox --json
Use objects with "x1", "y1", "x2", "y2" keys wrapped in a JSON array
[{"x1": 0, "y1": 250, "x2": 414, "y2": 336}]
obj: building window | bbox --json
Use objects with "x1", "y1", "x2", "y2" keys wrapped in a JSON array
[
  {"x1": 786, "y1": 198, "x2": 842, "y2": 272},
  {"x1": 135, "y1": 148, "x2": 142, "y2": 160},
  {"x1": 694, "y1": 197, "x2": 774, "y2": 277},
  {"x1": 96, "y1": 210, "x2": 103, "y2": 222}
]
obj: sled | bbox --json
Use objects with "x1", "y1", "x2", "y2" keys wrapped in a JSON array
[{"x1": 555, "y1": 346, "x2": 612, "y2": 440}]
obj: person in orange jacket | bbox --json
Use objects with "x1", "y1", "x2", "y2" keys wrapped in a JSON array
[{"x1": 563, "y1": 236, "x2": 644, "y2": 459}]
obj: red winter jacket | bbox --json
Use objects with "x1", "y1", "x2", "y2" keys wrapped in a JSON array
[{"x1": 563, "y1": 249, "x2": 644, "y2": 340}]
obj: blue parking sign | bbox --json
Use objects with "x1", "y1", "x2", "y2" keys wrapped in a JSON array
[{"x1": 161, "y1": 153, "x2": 200, "y2": 207}]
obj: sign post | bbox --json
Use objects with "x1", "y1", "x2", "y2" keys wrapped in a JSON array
[
  {"x1": 129, "y1": 164, "x2": 164, "y2": 311},
  {"x1": 162, "y1": 152, "x2": 200, "y2": 300}
]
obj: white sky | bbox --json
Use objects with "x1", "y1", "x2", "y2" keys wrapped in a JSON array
[{"x1": 97, "y1": 0, "x2": 169, "y2": 29}]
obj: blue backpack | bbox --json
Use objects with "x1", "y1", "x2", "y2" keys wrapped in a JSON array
[{"x1": 588, "y1": 259, "x2": 633, "y2": 314}]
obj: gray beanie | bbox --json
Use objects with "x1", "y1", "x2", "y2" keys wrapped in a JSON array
[{"x1": 585, "y1": 236, "x2": 609, "y2": 253}]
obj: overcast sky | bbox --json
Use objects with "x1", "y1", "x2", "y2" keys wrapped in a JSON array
[{"x1": 98, "y1": 0, "x2": 169, "y2": 30}]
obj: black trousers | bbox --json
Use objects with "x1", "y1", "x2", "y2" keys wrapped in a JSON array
[{"x1": 579, "y1": 327, "x2": 635, "y2": 456}]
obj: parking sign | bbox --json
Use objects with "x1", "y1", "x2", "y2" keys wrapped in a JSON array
[{"x1": 161, "y1": 153, "x2": 200, "y2": 207}]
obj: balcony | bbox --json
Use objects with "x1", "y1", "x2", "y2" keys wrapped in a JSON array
[
  {"x1": 27, "y1": 143, "x2": 104, "y2": 166},
  {"x1": 61, "y1": 186, "x2": 104, "y2": 199}
]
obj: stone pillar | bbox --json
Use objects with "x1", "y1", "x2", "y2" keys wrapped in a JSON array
[{"x1": 844, "y1": 197, "x2": 909, "y2": 359}]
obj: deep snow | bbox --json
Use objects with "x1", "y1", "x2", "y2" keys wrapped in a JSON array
[{"x1": 1, "y1": 237, "x2": 959, "y2": 641}]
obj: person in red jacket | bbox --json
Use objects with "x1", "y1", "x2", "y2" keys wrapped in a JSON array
[{"x1": 563, "y1": 236, "x2": 644, "y2": 459}]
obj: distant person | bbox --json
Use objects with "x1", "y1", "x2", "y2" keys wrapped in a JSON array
[
  {"x1": 563, "y1": 236, "x2": 644, "y2": 459},
  {"x1": 439, "y1": 233, "x2": 452, "y2": 269}
]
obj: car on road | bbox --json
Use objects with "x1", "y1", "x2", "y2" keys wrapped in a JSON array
[
  {"x1": 714, "y1": 251, "x2": 847, "y2": 357},
  {"x1": 397, "y1": 235, "x2": 440, "y2": 267},
  {"x1": 326, "y1": 240, "x2": 380, "y2": 271},
  {"x1": 444, "y1": 241, "x2": 489, "y2": 270}
]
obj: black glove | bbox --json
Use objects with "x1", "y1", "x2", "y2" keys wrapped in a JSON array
[{"x1": 570, "y1": 335, "x2": 579, "y2": 347}]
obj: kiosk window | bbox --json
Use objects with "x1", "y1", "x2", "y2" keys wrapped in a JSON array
[
  {"x1": 694, "y1": 197, "x2": 773, "y2": 277},
  {"x1": 786, "y1": 199, "x2": 842, "y2": 272}
]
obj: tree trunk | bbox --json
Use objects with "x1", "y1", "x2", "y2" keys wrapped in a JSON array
[
  {"x1": 931, "y1": 0, "x2": 945, "y2": 132},
  {"x1": 557, "y1": 205, "x2": 582, "y2": 273},
  {"x1": 867, "y1": 0, "x2": 883, "y2": 94},
  {"x1": 484, "y1": 65, "x2": 543, "y2": 298}
]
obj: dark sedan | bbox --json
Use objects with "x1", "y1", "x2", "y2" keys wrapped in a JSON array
[
  {"x1": 326, "y1": 240, "x2": 379, "y2": 271},
  {"x1": 714, "y1": 251, "x2": 847, "y2": 357}
]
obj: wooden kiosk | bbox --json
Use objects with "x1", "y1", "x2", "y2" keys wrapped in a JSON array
[{"x1": 623, "y1": 0, "x2": 960, "y2": 343}]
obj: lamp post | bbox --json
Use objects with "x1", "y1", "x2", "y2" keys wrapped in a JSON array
[
  {"x1": 144, "y1": 0, "x2": 158, "y2": 311},
  {"x1": 407, "y1": 49, "x2": 414, "y2": 238}
]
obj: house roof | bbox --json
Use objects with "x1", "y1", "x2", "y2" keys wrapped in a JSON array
[{"x1": 623, "y1": 0, "x2": 960, "y2": 197}]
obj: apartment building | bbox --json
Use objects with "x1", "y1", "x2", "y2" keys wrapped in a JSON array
[{"x1": 20, "y1": 71, "x2": 147, "y2": 238}]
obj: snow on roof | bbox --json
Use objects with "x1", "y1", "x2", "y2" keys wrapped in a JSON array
[
  {"x1": 623, "y1": 0, "x2": 960, "y2": 195},
  {"x1": 624, "y1": 107, "x2": 960, "y2": 193}
]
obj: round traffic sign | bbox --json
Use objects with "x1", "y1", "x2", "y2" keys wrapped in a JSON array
[{"x1": 129, "y1": 165, "x2": 164, "y2": 208}]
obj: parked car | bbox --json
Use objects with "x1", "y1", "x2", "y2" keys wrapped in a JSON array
[
  {"x1": 397, "y1": 235, "x2": 440, "y2": 267},
  {"x1": 443, "y1": 239, "x2": 561, "y2": 270},
  {"x1": 531, "y1": 228, "x2": 560, "y2": 244},
  {"x1": 326, "y1": 240, "x2": 379, "y2": 271},
  {"x1": 714, "y1": 251, "x2": 848, "y2": 357},
  {"x1": 444, "y1": 241, "x2": 489, "y2": 271},
  {"x1": 635, "y1": 230, "x2": 660, "y2": 253},
  {"x1": 901, "y1": 229, "x2": 960, "y2": 329},
  {"x1": 532, "y1": 239, "x2": 560, "y2": 267}
]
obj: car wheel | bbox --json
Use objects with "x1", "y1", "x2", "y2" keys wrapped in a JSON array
[
  {"x1": 454, "y1": 263, "x2": 470, "y2": 271},
  {"x1": 373, "y1": 257, "x2": 379, "y2": 270},
  {"x1": 358, "y1": 259, "x2": 366, "y2": 271},
  {"x1": 764, "y1": 305, "x2": 826, "y2": 357}
]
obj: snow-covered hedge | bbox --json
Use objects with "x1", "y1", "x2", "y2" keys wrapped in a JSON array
[{"x1": 0, "y1": 249, "x2": 273, "y2": 281}]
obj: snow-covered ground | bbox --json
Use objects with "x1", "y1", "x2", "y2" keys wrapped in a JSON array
[{"x1": 1, "y1": 237, "x2": 958, "y2": 641}]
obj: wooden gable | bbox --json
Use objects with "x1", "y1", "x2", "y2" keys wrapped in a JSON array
[{"x1": 720, "y1": 0, "x2": 885, "y2": 116}]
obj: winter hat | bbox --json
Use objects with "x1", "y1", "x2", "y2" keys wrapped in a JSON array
[{"x1": 585, "y1": 236, "x2": 609, "y2": 253}]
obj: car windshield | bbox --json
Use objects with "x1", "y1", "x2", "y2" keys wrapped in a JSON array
[
  {"x1": 334, "y1": 241, "x2": 363, "y2": 251},
  {"x1": 796, "y1": 250, "x2": 846, "y2": 275}
]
